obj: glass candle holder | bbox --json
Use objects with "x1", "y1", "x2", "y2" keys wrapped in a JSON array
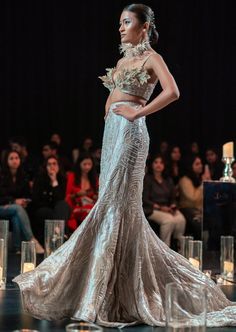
[
  {"x1": 0, "y1": 239, "x2": 5, "y2": 289},
  {"x1": 21, "y1": 241, "x2": 36, "y2": 274},
  {"x1": 221, "y1": 236, "x2": 234, "y2": 279},
  {"x1": 165, "y1": 282, "x2": 206, "y2": 331},
  {"x1": 0, "y1": 220, "x2": 9, "y2": 286},
  {"x1": 44, "y1": 220, "x2": 65, "y2": 258},
  {"x1": 215, "y1": 274, "x2": 225, "y2": 285},
  {"x1": 66, "y1": 322, "x2": 103, "y2": 331},
  {"x1": 12, "y1": 330, "x2": 40, "y2": 332},
  {"x1": 179, "y1": 236, "x2": 194, "y2": 258},
  {"x1": 188, "y1": 240, "x2": 202, "y2": 270}
]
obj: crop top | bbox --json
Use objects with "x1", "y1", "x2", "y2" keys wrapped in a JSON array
[{"x1": 99, "y1": 52, "x2": 157, "y2": 101}]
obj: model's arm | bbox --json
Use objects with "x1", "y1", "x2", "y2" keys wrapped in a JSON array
[
  {"x1": 136, "y1": 53, "x2": 179, "y2": 119},
  {"x1": 113, "y1": 53, "x2": 179, "y2": 121},
  {"x1": 105, "y1": 94, "x2": 112, "y2": 117}
]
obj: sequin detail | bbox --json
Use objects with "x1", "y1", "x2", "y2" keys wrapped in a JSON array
[
  {"x1": 13, "y1": 102, "x2": 236, "y2": 328},
  {"x1": 99, "y1": 61, "x2": 155, "y2": 100}
]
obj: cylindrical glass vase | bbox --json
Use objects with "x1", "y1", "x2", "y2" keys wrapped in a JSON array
[
  {"x1": 0, "y1": 220, "x2": 9, "y2": 286},
  {"x1": 179, "y1": 236, "x2": 194, "y2": 258},
  {"x1": 165, "y1": 282, "x2": 206, "y2": 331},
  {"x1": 188, "y1": 240, "x2": 202, "y2": 270},
  {"x1": 21, "y1": 241, "x2": 36, "y2": 273},
  {"x1": 44, "y1": 220, "x2": 65, "y2": 258},
  {"x1": 221, "y1": 236, "x2": 234, "y2": 279}
]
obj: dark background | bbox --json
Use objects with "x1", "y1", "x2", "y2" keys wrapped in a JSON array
[{"x1": 1, "y1": 0, "x2": 235, "y2": 154}]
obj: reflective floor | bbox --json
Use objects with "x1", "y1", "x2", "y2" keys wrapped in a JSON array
[{"x1": 0, "y1": 254, "x2": 236, "y2": 332}]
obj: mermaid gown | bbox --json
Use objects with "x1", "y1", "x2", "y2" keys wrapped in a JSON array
[{"x1": 13, "y1": 47, "x2": 236, "y2": 328}]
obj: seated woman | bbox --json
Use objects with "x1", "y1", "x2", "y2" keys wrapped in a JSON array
[
  {"x1": 31, "y1": 156, "x2": 71, "y2": 245},
  {"x1": 179, "y1": 155, "x2": 211, "y2": 239},
  {"x1": 0, "y1": 150, "x2": 44, "y2": 253},
  {"x1": 143, "y1": 154, "x2": 186, "y2": 248},
  {"x1": 66, "y1": 153, "x2": 98, "y2": 232},
  {"x1": 167, "y1": 144, "x2": 183, "y2": 187}
]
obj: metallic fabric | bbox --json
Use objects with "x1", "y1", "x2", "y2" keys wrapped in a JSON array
[{"x1": 13, "y1": 102, "x2": 236, "y2": 328}]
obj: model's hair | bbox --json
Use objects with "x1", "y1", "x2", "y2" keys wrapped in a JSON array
[{"x1": 123, "y1": 3, "x2": 159, "y2": 45}]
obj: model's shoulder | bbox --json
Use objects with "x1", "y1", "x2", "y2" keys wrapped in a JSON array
[{"x1": 146, "y1": 51, "x2": 164, "y2": 62}]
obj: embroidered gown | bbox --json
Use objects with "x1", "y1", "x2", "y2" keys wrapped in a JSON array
[{"x1": 13, "y1": 43, "x2": 236, "y2": 328}]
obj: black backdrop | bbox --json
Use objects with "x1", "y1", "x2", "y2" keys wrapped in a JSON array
[{"x1": 1, "y1": 0, "x2": 236, "y2": 154}]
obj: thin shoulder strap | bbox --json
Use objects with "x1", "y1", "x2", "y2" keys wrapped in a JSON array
[{"x1": 141, "y1": 52, "x2": 153, "y2": 68}]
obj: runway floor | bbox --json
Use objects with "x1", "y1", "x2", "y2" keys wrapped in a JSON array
[{"x1": 0, "y1": 253, "x2": 236, "y2": 332}]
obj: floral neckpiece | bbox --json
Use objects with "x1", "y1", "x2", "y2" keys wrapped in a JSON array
[{"x1": 119, "y1": 40, "x2": 151, "y2": 58}]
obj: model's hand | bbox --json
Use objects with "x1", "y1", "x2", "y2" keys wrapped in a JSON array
[
  {"x1": 104, "y1": 110, "x2": 109, "y2": 120},
  {"x1": 113, "y1": 104, "x2": 139, "y2": 122}
]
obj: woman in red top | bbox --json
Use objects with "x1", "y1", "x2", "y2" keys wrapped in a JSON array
[{"x1": 66, "y1": 153, "x2": 98, "y2": 232}]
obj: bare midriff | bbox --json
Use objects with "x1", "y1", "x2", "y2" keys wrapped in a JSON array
[{"x1": 109, "y1": 87, "x2": 147, "y2": 107}]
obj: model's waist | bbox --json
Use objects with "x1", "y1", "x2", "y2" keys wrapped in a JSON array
[{"x1": 109, "y1": 101, "x2": 144, "y2": 109}]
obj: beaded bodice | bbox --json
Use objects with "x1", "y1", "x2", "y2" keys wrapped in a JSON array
[{"x1": 99, "y1": 42, "x2": 157, "y2": 101}]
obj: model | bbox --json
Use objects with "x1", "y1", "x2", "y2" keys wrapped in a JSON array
[{"x1": 13, "y1": 4, "x2": 236, "y2": 328}]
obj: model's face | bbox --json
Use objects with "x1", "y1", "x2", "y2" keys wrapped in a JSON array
[
  {"x1": 80, "y1": 158, "x2": 93, "y2": 174},
  {"x1": 171, "y1": 147, "x2": 181, "y2": 161},
  {"x1": 119, "y1": 11, "x2": 144, "y2": 45},
  {"x1": 8, "y1": 152, "x2": 20, "y2": 169},
  {"x1": 152, "y1": 157, "x2": 165, "y2": 173},
  {"x1": 192, "y1": 157, "x2": 203, "y2": 175},
  {"x1": 46, "y1": 158, "x2": 59, "y2": 175}
]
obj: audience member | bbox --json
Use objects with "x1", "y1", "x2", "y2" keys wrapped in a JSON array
[
  {"x1": 66, "y1": 153, "x2": 98, "y2": 232},
  {"x1": 167, "y1": 145, "x2": 183, "y2": 186},
  {"x1": 179, "y1": 155, "x2": 211, "y2": 239},
  {"x1": 143, "y1": 154, "x2": 186, "y2": 248},
  {"x1": 81, "y1": 137, "x2": 94, "y2": 153},
  {"x1": 41, "y1": 141, "x2": 71, "y2": 172},
  {"x1": 92, "y1": 147, "x2": 102, "y2": 174},
  {"x1": 31, "y1": 156, "x2": 70, "y2": 245},
  {"x1": 0, "y1": 150, "x2": 44, "y2": 253},
  {"x1": 205, "y1": 147, "x2": 224, "y2": 180},
  {"x1": 159, "y1": 140, "x2": 169, "y2": 158},
  {"x1": 9, "y1": 136, "x2": 39, "y2": 183},
  {"x1": 232, "y1": 161, "x2": 236, "y2": 180}
]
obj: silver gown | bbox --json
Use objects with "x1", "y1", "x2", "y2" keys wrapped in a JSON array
[{"x1": 13, "y1": 101, "x2": 236, "y2": 328}]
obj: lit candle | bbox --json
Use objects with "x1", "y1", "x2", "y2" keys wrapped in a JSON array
[
  {"x1": 216, "y1": 275, "x2": 224, "y2": 285},
  {"x1": 224, "y1": 261, "x2": 234, "y2": 274},
  {"x1": 189, "y1": 257, "x2": 200, "y2": 269},
  {"x1": 203, "y1": 270, "x2": 212, "y2": 278},
  {"x1": 223, "y1": 142, "x2": 234, "y2": 158},
  {"x1": 23, "y1": 262, "x2": 35, "y2": 273}
]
